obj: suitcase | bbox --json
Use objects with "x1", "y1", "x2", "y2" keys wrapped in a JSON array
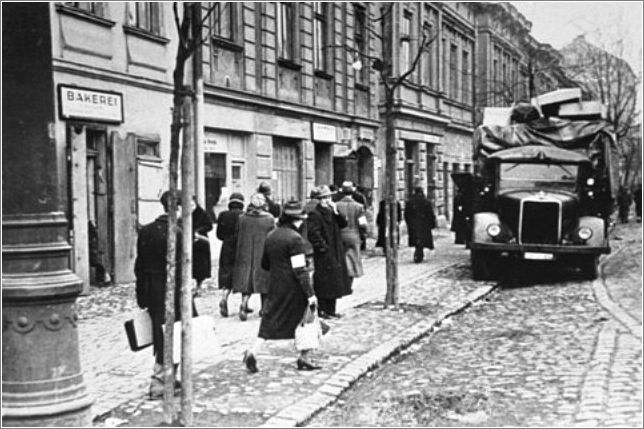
[{"x1": 124, "y1": 309, "x2": 153, "y2": 351}]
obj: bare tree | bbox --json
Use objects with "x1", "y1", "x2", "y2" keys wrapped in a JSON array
[
  {"x1": 560, "y1": 34, "x2": 641, "y2": 188},
  {"x1": 345, "y1": 3, "x2": 437, "y2": 308},
  {"x1": 164, "y1": 2, "x2": 216, "y2": 424}
]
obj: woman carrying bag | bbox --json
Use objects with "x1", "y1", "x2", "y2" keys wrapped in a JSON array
[{"x1": 242, "y1": 200, "x2": 322, "y2": 373}]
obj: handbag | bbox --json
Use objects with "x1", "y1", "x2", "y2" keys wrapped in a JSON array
[
  {"x1": 124, "y1": 309, "x2": 153, "y2": 351},
  {"x1": 295, "y1": 305, "x2": 323, "y2": 351}
]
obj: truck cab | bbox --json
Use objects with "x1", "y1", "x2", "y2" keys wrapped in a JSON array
[{"x1": 469, "y1": 144, "x2": 611, "y2": 280}]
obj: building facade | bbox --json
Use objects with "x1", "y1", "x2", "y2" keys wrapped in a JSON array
[{"x1": 10, "y1": 1, "x2": 580, "y2": 289}]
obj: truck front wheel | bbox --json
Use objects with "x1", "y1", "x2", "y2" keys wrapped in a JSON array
[
  {"x1": 471, "y1": 250, "x2": 495, "y2": 280},
  {"x1": 579, "y1": 255, "x2": 599, "y2": 280}
]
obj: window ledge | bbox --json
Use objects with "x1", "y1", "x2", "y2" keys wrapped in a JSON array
[
  {"x1": 211, "y1": 37, "x2": 244, "y2": 52},
  {"x1": 123, "y1": 25, "x2": 169, "y2": 45},
  {"x1": 55, "y1": 4, "x2": 116, "y2": 27},
  {"x1": 278, "y1": 58, "x2": 302, "y2": 71},
  {"x1": 355, "y1": 83, "x2": 370, "y2": 92},
  {"x1": 137, "y1": 154, "x2": 162, "y2": 163},
  {"x1": 314, "y1": 70, "x2": 334, "y2": 80}
]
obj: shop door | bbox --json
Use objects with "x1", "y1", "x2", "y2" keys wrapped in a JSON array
[
  {"x1": 205, "y1": 152, "x2": 226, "y2": 220},
  {"x1": 405, "y1": 141, "x2": 419, "y2": 198},
  {"x1": 231, "y1": 160, "x2": 245, "y2": 195},
  {"x1": 86, "y1": 129, "x2": 112, "y2": 285},
  {"x1": 110, "y1": 132, "x2": 137, "y2": 284},
  {"x1": 273, "y1": 137, "x2": 301, "y2": 204}
]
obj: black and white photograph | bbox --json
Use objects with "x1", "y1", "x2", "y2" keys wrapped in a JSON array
[{"x1": 2, "y1": 1, "x2": 642, "y2": 427}]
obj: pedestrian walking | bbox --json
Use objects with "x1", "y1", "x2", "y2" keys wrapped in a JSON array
[
  {"x1": 633, "y1": 182, "x2": 642, "y2": 222},
  {"x1": 191, "y1": 197, "x2": 214, "y2": 297},
  {"x1": 375, "y1": 199, "x2": 402, "y2": 255},
  {"x1": 242, "y1": 200, "x2": 320, "y2": 373},
  {"x1": 404, "y1": 186, "x2": 437, "y2": 263},
  {"x1": 307, "y1": 185, "x2": 351, "y2": 319},
  {"x1": 216, "y1": 192, "x2": 245, "y2": 317},
  {"x1": 134, "y1": 190, "x2": 196, "y2": 399},
  {"x1": 336, "y1": 181, "x2": 367, "y2": 289},
  {"x1": 617, "y1": 185, "x2": 632, "y2": 224},
  {"x1": 258, "y1": 181, "x2": 281, "y2": 219},
  {"x1": 232, "y1": 193, "x2": 275, "y2": 321}
]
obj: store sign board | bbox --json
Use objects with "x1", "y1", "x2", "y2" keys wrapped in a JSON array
[
  {"x1": 312, "y1": 123, "x2": 336, "y2": 142},
  {"x1": 59, "y1": 85, "x2": 124, "y2": 123}
]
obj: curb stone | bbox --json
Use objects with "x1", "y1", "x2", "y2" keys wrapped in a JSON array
[
  {"x1": 592, "y1": 243, "x2": 642, "y2": 339},
  {"x1": 260, "y1": 283, "x2": 497, "y2": 428}
]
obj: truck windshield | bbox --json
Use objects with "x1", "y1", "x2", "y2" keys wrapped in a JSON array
[{"x1": 499, "y1": 163, "x2": 578, "y2": 192}]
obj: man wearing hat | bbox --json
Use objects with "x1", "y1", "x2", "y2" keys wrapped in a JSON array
[
  {"x1": 258, "y1": 181, "x2": 281, "y2": 219},
  {"x1": 306, "y1": 185, "x2": 351, "y2": 319},
  {"x1": 135, "y1": 190, "x2": 195, "y2": 399},
  {"x1": 216, "y1": 192, "x2": 245, "y2": 317},
  {"x1": 244, "y1": 199, "x2": 321, "y2": 372}
]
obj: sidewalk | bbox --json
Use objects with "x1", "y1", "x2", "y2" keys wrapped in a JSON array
[{"x1": 76, "y1": 228, "x2": 490, "y2": 426}]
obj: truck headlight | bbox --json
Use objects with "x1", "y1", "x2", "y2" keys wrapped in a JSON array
[
  {"x1": 486, "y1": 223, "x2": 502, "y2": 238},
  {"x1": 577, "y1": 226, "x2": 593, "y2": 241}
]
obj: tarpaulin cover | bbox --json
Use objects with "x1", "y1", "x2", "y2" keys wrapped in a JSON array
[{"x1": 473, "y1": 117, "x2": 619, "y2": 199}]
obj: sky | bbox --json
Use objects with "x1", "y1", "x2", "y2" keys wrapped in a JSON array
[{"x1": 510, "y1": 1, "x2": 643, "y2": 114}]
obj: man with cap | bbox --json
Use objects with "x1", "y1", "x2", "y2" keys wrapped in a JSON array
[
  {"x1": 243, "y1": 199, "x2": 321, "y2": 372},
  {"x1": 135, "y1": 190, "x2": 195, "y2": 399},
  {"x1": 258, "y1": 181, "x2": 281, "y2": 219},
  {"x1": 306, "y1": 185, "x2": 351, "y2": 319}
]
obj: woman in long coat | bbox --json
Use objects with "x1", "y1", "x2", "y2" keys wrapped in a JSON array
[
  {"x1": 191, "y1": 198, "x2": 214, "y2": 295},
  {"x1": 242, "y1": 200, "x2": 320, "y2": 373},
  {"x1": 307, "y1": 185, "x2": 351, "y2": 319},
  {"x1": 336, "y1": 183, "x2": 366, "y2": 287},
  {"x1": 404, "y1": 186, "x2": 437, "y2": 263},
  {"x1": 232, "y1": 193, "x2": 275, "y2": 321},
  {"x1": 216, "y1": 193, "x2": 245, "y2": 317}
]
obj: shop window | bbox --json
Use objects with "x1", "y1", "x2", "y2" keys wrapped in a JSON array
[
  {"x1": 127, "y1": 2, "x2": 162, "y2": 35},
  {"x1": 136, "y1": 138, "x2": 160, "y2": 160}
]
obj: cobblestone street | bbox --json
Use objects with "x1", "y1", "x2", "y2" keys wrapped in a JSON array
[{"x1": 307, "y1": 222, "x2": 642, "y2": 427}]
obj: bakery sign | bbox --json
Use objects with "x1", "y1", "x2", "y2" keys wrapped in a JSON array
[{"x1": 59, "y1": 85, "x2": 123, "y2": 123}]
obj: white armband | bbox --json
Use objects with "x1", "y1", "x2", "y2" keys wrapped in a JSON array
[
  {"x1": 358, "y1": 215, "x2": 367, "y2": 226},
  {"x1": 290, "y1": 253, "x2": 306, "y2": 269}
]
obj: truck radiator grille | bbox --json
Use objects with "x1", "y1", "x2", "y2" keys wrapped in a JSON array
[{"x1": 520, "y1": 201, "x2": 560, "y2": 244}]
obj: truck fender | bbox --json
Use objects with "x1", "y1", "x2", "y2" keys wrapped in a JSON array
[
  {"x1": 472, "y1": 212, "x2": 501, "y2": 244},
  {"x1": 577, "y1": 216, "x2": 605, "y2": 247}
]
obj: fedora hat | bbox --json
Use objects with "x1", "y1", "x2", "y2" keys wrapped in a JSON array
[
  {"x1": 314, "y1": 185, "x2": 334, "y2": 199},
  {"x1": 228, "y1": 192, "x2": 245, "y2": 206},
  {"x1": 341, "y1": 181, "x2": 355, "y2": 194},
  {"x1": 282, "y1": 199, "x2": 307, "y2": 219}
]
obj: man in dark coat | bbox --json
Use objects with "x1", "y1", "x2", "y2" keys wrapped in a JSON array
[
  {"x1": 242, "y1": 200, "x2": 320, "y2": 373},
  {"x1": 307, "y1": 185, "x2": 351, "y2": 319},
  {"x1": 376, "y1": 199, "x2": 402, "y2": 255},
  {"x1": 216, "y1": 192, "x2": 245, "y2": 317},
  {"x1": 404, "y1": 186, "x2": 437, "y2": 263},
  {"x1": 191, "y1": 197, "x2": 214, "y2": 296},
  {"x1": 633, "y1": 183, "x2": 642, "y2": 222},
  {"x1": 258, "y1": 181, "x2": 281, "y2": 218},
  {"x1": 135, "y1": 190, "x2": 193, "y2": 399}
]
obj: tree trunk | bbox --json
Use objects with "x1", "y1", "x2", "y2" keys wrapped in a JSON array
[
  {"x1": 180, "y1": 94, "x2": 194, "y2": 426},
  {"x1": 383, "y1": 94, "x2": 399, "y2": 308}
]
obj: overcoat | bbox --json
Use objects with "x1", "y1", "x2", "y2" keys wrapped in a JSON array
[
  {"x1": 232, "y1": 208, "x2": 275, "y2": 295},
  {"x1": 258, "y1": 223, "x2": 315, "y2": 340},
  {"x1": 192, "y1": 204, "x2": 214, "y2": 282},
  {"x1": 336, "y1": 195, "x2": 365, "y2": 278},
  {"x1": 265, "y1": 196, "x2": 282, "y2": 219},
  {"x1": 404, "y1": 193, "x2": 436, "y2": 249},
  {"x1": 307, "y1": 205, "x2": 351, "y2": 298},
  {"x1": 135, "y1": 214, "x2": 196, "y2": 363},
  {"x1": 376, "y1": 200, "x2": 402, "y2": 248},
  {"x1": 216, "y1": 207, "x2": 243, "y2": 290}
]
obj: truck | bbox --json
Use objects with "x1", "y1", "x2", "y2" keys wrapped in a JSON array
[{"x1": 463, "y1": 98, "x2": 619, "y2": 280}]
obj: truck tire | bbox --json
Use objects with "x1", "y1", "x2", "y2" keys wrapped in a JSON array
[
  {"x1": 579, "y1": 255, "x2": 599, "y2": 280},
  {"x1": 471, "y1": 250, "x2": 495, "y2": 280}
]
